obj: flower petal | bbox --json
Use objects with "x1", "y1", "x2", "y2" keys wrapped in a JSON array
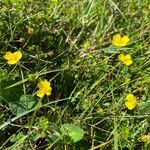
[
  {"x1": 7, "y1": 60, "x2": 18, "y2": 65},
  {"x1": 122, "y1": 36, "x2": 129, "y2": 44},
  {"x1": 124, "y1": 54, "x2": 132, "y2": 60},
  {"x1": 126, "y1": 94, "x2": 135, "y2": 101},
  {"x1": 112, "y1": 34, "x2": 122, "y2": 47},
  {"x1": 124, "y1": 59, "x2": 133, "y2": 65},
  {"x1": 113, "y1": 34, "x2": 121, "y2": 41},
  {"x1": 4, "y1": 52, "x2": 13, "y2": 60},
  {"x1": 46, "y1": 87, "x2": 52, "y2": 96},
  {"x1": 118, "y1": 54, "x2": 125, "y2": 61},
  {"x1": 125, "y1": 101, "x2": 135, "y2": 110},
  {"x1": 37, "y1": 90, "x2": 45, "y2": 98},
  {"x1": 13, "y1": 51, "x2": 22, "y2": 61}
]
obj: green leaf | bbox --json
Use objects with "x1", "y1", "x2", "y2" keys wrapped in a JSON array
[
  {"x1": 60, "y1": 124, "x2": 84, "y2": 143},
  {"x1": 0, "y1": 80, "x2": 23, "y2": 103},
  {"x1": 9, "y1": 102, "x2": 27, "y2": 116},
  {"x1": 138, "y1": 100, "x2": 150, "y2": 114},
  {"x1": 9, "y1": 95, "x2": 38, "y2": 116},
  {"x1": 20, "y1": 95, "x2": 37, "y2": 109}
]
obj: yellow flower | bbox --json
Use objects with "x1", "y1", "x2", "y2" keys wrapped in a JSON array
[
  {"x1": 125, "y1": 94, "x2": 138, "y2": 110},
  {"x1": 112, "y1": 34, "x2": 129, "y2": 47},
  {"x1": 96, "y1": 107, "x2": 103, "y2": 113},
  {"x1": 118, "y1": 54, "x2": 133, "y2": 65},
  {"x1": 141, "y1": 135, "x2": 150, "y2": 142},
  {"x1": 51, "y1": 0, "x2": 58, "y2": 4},
  {"x1": 83, "y1": 40, "x2": 90, "y2": 49},
  {"x1": 4, "y1": 51, "x2": 22, "y2": 65},
  {"x1": 36, "y1": 79, "x2": 52, "y2": 98}
]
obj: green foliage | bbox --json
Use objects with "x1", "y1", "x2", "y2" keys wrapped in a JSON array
[
  {"x1": 9, "y1": 94, "x2": 38, "y2": 116},
  {"x1": 60, "y1": 124, "x2": 84, "y2": 143},
  {"x1": 0, "y1": 80, "x2": 23, "y2": 103},
  {"x1": 10, "y1": 132, "x2": 25, "y2": 143},
  {"x1": 138, "y1": 100, "x2": 150, "y2": 114},
  {"x1": 0, "y1": 0, "x2": 149, "y2": 149}
]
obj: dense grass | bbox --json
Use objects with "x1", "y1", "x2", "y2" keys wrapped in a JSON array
[{"x1": 0, "y1": 0, "x2": 150, "y2": 149}]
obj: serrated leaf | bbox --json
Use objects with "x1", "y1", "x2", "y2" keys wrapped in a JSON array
[
  {"x1": 9, "y1": 95, "x2": 38, "y2": 116},
  {"x1": 60, "y1": 124, "x2": 84, "y2": 143},
  {"x1": 20, "y1": 95, "x2": 37, "y2": 109},
  {"x1": 9, "y1": 102, "x2": 27, "y2": 116}
]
